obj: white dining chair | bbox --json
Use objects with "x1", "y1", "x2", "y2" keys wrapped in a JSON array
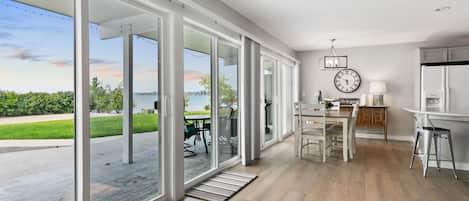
[
  {"x1": 295, "y1": 102, "x2": 333, "y2": 162},
  {"x1": 328, "y1": 104, "x2": 359, "y2": 159}
]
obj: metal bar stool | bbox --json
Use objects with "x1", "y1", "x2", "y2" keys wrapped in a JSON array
[{"x1": 410, "y1": 114, "x2": 458, "y2": 179}]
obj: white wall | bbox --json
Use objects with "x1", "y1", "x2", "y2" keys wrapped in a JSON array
[
  {"x1": 298, "y1": 38, "x2": 469, "y2": 140},
  {"x1": 298, "y1": 43, "x2": 422, "y2": 138}
]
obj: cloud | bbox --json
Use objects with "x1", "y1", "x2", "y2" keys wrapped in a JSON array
[
  {"x1": 7, "y1": 48, "x2": 45, "y2": 62},
  {"x1": 50, "y1": 60, "x2": 73, "y2": 68},
  {"x1": 184, "y1": 70, "x2": 207, "y2": 81},
  {"x1": 0, "y1": 32, "x2": 11, "y2": 39},
  {"x1": 90, "y1": 58, "x2": 118, "y2": 65},
  {"x1": 93, "y1": 67, "x2": 123, "y2": 78},
  {"x1": 0, "y1": 43, "x2": 19, "y2": 48}
]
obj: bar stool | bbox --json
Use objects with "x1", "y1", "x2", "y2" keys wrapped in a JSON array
[{"x1": 409, "y1": 114, "x2": 458, "y2": 179}]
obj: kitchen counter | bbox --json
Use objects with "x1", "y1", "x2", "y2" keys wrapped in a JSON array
[{"x1": 402, "y1": 107, "x2": 469, "y2": 118}]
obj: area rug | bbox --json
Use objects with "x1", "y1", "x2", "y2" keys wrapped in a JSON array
[{"x1": 185, "y1": 171, "x2": 257, "y2": 201}]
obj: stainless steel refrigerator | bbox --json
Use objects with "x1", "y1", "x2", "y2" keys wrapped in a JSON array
[{"x1": 420, "y1": 65, "x2": 469, "y2": 168}]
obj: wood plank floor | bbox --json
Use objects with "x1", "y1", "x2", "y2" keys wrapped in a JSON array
[{"x1": 226, "y1": 137, "x2": 469, "y2": 201}]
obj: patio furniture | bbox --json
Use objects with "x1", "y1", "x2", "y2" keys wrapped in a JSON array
[
  {"x1": 185, "y1": 115, "x2": 211, "y2": 154},
  {"x1": 184, "y1": 118, "x2": 199, "y2": 157}
]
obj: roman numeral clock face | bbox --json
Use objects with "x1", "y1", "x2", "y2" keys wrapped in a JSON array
[{"x1": 334, "y1": 69, "x2": 361, "y2": 93}]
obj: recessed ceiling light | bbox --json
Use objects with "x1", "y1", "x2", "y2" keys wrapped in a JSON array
[{"x1": 435, "y1": 6, "x2": 451, "y2": 12}]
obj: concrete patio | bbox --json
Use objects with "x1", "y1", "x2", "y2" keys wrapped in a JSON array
[{"x1": 0, "y1": 132, "x2": 213, "y2": 201}]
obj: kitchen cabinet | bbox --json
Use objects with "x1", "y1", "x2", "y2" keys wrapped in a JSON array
[
  {"x1": 420, "y1": 46, "x2": 469, "y2": 64},
  {"x1": 420, "y1": 48, "x2": 448, "y2": 64},
  {"x1": 448, "y1": 46, "x2": 469, "y2": 62},
  {"x1": 341, "y1": 106, "x2": 389, "y2": 141}
]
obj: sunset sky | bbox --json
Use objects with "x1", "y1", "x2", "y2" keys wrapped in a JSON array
[{"x1": 0, "y1": 0, "x2": 230, "y2": 94}]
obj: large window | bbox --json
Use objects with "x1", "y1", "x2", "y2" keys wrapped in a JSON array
[
  {"x1": 88, "y1": 1, "x2": 161, "y2": 200},
  {"x1": 183, "y1": 27, "x2": 214, "y2": 182},
  {"x1": 217, "y1": 41, "x2": 239, "y2": 164},
  {"x1": 0, "y1": 0, "x2": 244, "y2": 200},
  {"x1": 0, "y1": 1, "x2": 75, "y2": 200}
]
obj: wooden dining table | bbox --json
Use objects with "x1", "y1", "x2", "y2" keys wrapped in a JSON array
[{"x1": 294, "y1": 110, "x2": 352, "y2": 162}]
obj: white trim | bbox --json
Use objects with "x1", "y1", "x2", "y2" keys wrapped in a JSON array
[
  {"x1": 355, "y1": 133, "x2": 414, "y2": 142},
  {"x1": 166, "y1": 12, "x2": 185, "y2": 201},
  {"x1": 427, "y1": 160, "x2": 469, "y2": 171},
  {"x1": 74, "y1": 0, "x2": 90, "y2": 200},
  {"x1": 417, "y1": 155, "x2": 469, "y2": 172}
]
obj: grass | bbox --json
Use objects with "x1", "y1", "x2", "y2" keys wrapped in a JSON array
[{"x1": 0, "y1": 111, "x2": 210, "y2": 140}]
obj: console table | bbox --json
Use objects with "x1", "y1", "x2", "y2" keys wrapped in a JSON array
[{"x1": 341, "y1": 105, "x2": 389, "y2": 141}]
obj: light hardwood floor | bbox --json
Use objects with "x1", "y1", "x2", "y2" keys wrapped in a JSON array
[{"x1": 225, "y1": 137, "x2": 469, "y2": 201}]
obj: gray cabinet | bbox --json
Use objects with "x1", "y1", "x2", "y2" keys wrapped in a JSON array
[
  {"x1": 421, "y1": 46, "x2": 469, "y2": 64},
  {"x1": 420, "y1": 48, "x2": 447, "y2": 63},
  {"x1": 448, "y1": 46, "x2": 469, "y2": 62}
]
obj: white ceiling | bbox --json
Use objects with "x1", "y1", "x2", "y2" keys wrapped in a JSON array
[{"x1": 222, "y1": 0, "x2": 469, "y2": 51}]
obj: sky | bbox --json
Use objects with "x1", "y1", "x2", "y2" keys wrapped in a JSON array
[{"x1": 0, "y1": 0, "x2": 238, "y2": 94}]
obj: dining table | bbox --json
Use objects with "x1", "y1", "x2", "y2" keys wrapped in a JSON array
[{"x1": 294, "y1": 110, "x2": 352, "y2": 162}]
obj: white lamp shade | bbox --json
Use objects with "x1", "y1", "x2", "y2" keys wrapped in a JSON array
[{"x1": 369, "y1": 81, "x2": 387, "y2": 94}]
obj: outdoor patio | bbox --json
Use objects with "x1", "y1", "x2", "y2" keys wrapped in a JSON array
[{"x1": 0, "y1": 132, "x2": 212, "y2": 201}]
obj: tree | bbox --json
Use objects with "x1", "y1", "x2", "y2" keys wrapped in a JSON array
[
  {"x1": 199, "y1": 76, "x2": 236, "y2": 107},
  {"x1": 110, "y1": 83, "x2": 124, "y2": 113},
  {"x1": 184, "y1": 95, "x2": 189, "y2": 112}
]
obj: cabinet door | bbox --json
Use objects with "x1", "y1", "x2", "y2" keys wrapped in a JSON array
[
  {"x1": 420, "y1": 48, "x2": 448, "y2": 64},
  {"x1": 371, "y1": 108, "x2": 386, "y2": 128},
  {"x1": 448, "y1": 46, "x2": 469, "y2": 62},
  {"x1": 356, "y1": 107, "x2": 372, "y2": 128}
]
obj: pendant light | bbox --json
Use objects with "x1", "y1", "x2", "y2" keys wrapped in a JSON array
[{"x1": 324, "y1": 39, "x2": 348, "y2": 69}]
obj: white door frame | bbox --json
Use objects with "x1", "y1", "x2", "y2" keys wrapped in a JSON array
[{"x1": 259, "y1": 54, "x2": 279, "y2": 149}]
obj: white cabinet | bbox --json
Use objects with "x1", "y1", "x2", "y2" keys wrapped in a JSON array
[
  {"x1": 448, "y1": 46, "x2": 469, "y2": 62},
  {"x1": 420, "y1": 48, "x2": 447, "y2": 64},
  {"x1": 421, "y1": 46, "x2": 469, "y2": 64}
]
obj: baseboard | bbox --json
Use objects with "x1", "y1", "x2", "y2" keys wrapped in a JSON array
[
  {"x1": 355, "y1": 133, "x2": 414, "y2": 142},
  {"x1": 418, "y1": 156, "x2": 469, "y2": 171}
]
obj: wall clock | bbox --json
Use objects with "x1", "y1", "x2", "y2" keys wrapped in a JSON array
[{"x1": 334, "y1": 69, "x2": 361, "y2": 93}]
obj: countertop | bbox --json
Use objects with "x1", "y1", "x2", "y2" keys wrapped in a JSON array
[{"x1": 402, "y1": 107, "x2": 469, "y2": 118}]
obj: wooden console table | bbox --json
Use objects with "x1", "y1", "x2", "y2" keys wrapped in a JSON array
[{"x1": 341, "y1": 105, "x2": 389, "y2": 141}]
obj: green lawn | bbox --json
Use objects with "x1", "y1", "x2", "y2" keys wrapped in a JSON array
[{"x1": 0, "y1": 111, "x2": 210, "y2": 140}]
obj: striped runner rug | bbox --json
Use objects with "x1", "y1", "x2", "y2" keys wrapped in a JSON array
[{"x1": 185, "y1": 171, "x2": 257, "y2": 201}]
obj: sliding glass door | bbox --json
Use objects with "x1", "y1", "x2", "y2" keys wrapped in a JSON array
[
  {"x1": 0, "y1": 1, "x2": 75, "y2": 200},
  {"x1": 183, "y1": 27, "x2": 214, "y2": 182},
  {"x1": 217, "y1": 41, "x2": 240, "y2": 164},
  {"x1": 261, "y1": 55, "x2": 278, "y2": 148},
  {"x1": 183, "y1": 26, "x2": 241, "y2": 183},
  {"x1": 88, "y1": 1, "x2": 162, "y2": 200}
]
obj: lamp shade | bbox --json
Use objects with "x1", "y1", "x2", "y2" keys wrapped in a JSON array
[{"x1": 369, "y1": 81, "x2": 387, "y2": 94}]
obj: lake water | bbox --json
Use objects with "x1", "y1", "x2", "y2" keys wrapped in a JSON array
[{"x1": 133, "y1": 93, "x2": 210, "y2": 112}]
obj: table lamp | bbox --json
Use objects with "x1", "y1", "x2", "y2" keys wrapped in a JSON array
[{"x1": 369, "y1": 81, "x2": 387, "y2": 106}]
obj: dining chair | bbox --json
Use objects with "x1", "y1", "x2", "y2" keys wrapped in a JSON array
[
  {"x1": 295, "y1": 102, "x2": 333, "y2": 162},
  {"x1": 327, "y1": 104, "x2": 359, "y2": 159}
]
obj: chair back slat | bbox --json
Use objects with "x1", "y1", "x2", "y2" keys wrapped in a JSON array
[{"x1": 294, "y1": 102, "x2": 326, "y2": 136}]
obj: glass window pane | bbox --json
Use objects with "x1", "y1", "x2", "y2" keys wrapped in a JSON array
[
  {"x1": 89, "y1": 1, "x2": 161, "y2": 200},
  {"x1": 263, "y1": 58, "x2": 275, "y2": 144},
  {"x1": 0, "y1": 0, "x2": 75, "y2": 200},
  {"x1": 183, "y1": 27, "x2": 213, "y2": 182},
  {"x1": 217, "y1": 42, "x2": 239, "y2": 163}
]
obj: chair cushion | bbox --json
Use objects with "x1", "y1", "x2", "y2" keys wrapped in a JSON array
[{"x1": 422, "y1": 127, "x2": 450, "y2": 132}]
